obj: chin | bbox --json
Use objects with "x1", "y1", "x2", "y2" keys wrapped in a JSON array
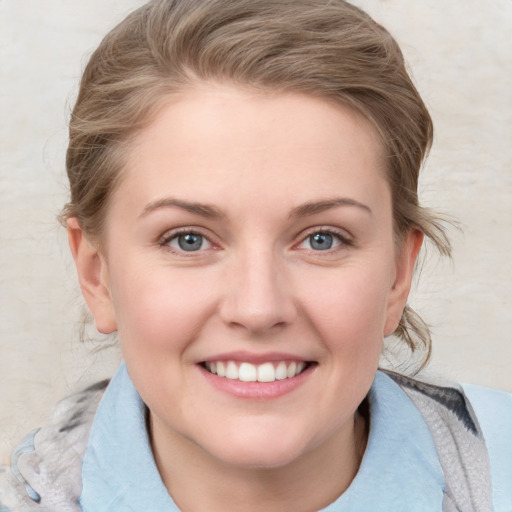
[
  {"x1": 216, "y1": 446, "x2": 305, "y2": 470},
  {"x1": 202, "y1": 426, "x2": 314, "y2": 470}
]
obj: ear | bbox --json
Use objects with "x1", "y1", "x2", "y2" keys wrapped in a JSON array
[
  {"x1": 384, "y1": 229, "x2": 424, "y2": 336},
  {"x1": 67, "y1": 218, "x2": 117, "y2": 334}
]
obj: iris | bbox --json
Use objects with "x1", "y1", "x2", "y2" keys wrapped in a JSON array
[
  {"x1": 178, "y1": 233, "x2": 203, "y2": 251},
  {"x1": 310, "y1": 233, "x2": 333, "y2": 251}
]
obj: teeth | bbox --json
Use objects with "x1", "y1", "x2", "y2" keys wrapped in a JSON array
[
  {"x1": 257, "y1": 363, "x2": 275, "y2": 382},
  {"x1": 226, "y1": 361, "x2": 238, "y2": 379},
  {"x1": 287, "y1": 362, "x2": 297, "y2": 378},
  {"x1": 275, "y1": 362, "x2": 288, "y2": 380},
  {"x1": 204, "y1": 360, "x2": 308, "y2": 382},
  {"x1": 216, "y1": 361, "x2": 226, "y2": 377},
  {"x1": 239, "y1": 362, "x2": 257, "y2": 382}
]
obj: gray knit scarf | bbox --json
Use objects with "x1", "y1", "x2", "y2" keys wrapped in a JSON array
[{"x1": 0, "y1": 373, "x2": 492, "y2": 511}]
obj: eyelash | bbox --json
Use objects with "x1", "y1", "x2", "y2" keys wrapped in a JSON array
[
  {"x1": 158, "y1": 226, "x2": 353, "y2": 255},
  {"x1": 159, "y1": 228, "x2": 215, "y2": 255},
  {"x1": 296, "y1": 227, "x2": 353, "y2": 252}
]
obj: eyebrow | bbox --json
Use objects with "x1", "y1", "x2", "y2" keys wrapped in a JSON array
[
  {"x1": 139, "y1": 198, "x2": 225, "y2": 219},
  {"x1": 289, "y1": 198, "x2": 373, "y2": 218},
  {"x1": 139, "y1": 196, "x2": 371, "y2": 220}
]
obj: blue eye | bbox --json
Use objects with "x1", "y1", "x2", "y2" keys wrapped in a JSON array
[
  {"x1": 309, "y1": 233, "x2": 334, "y2": 251},
  {"x1": 298, "y1": 230, "x2": 347, "y2": 252},
  {"x1": 168, "y1": 232, "x2": 211, "y2": 252}
]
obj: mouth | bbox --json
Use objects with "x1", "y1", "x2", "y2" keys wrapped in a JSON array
[{"x1": 200, "y1": 360, "x2": 314, "y2": 383}]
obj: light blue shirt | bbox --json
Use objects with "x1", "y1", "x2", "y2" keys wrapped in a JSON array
[
  {"x1": 463, "y1": 383, "x2": 512, "y2": 511},
  {"x1": 80, "y1": 363, "x2": 511, "y2": 511}
]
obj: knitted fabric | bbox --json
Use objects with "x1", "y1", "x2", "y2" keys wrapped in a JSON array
[{"x1": 0, "y1": 374, "x2": 493, "y2": 511}]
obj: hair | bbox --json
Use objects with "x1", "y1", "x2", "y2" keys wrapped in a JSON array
[{"x1": 61, "y1": 0, "x2": 451, "y2": 371}]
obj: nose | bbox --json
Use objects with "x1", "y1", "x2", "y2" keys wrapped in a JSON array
[{"x1": 219, "y1": 247, "x2": 297, "y2": 335}]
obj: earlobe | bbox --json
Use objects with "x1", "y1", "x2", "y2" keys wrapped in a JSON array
[
  {"x1": 67, "y1": 218, "x2": 117, "y2": 334},
  {"x1": 384, "y1": 229, "x2": 424, "y2": 337}
]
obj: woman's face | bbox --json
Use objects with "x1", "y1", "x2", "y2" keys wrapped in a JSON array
[{"x1": 81, "y1": 84, "x2": 420, "y2": 470}]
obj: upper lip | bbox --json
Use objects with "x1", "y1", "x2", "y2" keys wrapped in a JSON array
[{"x1": 199, "y1": 351, "x2": 312, "y2": 364}]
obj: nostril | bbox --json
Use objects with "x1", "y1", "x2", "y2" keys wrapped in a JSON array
[
  {"x1": 221, "y1": 306, "x2": 293, "y2": 334},
  {"x1": 218, "y1": 264, "x2": 297, "y2": 333}
]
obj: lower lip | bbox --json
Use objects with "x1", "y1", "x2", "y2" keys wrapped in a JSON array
[{"x1": 199, "y1": 364, "x2": 314, "y2": 400}]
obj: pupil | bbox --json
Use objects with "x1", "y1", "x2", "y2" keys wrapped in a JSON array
[
  {"x1": 310, "y1": 233, "x2": 333, "y2": 250},
  {"x1": 178, "y1": 233, "x2": 202, "y2": 251}
]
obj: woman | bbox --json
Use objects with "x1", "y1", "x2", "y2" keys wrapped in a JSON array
[{"x1": 1, "y1": 1, "x2": 510, "y2": 510}]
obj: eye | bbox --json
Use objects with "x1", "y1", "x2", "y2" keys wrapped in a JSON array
[
  {"x1": 297, "y1": 229, "x2": 349, "y2": 252},
  {"x1": 308, "y1": 232, "x2": 335, "y2": 251},
  {"x1": 166, "y1": 232, "x2": 213, "y2": 252}
]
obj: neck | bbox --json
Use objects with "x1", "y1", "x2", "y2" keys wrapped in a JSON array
[{"x1": 150, "y1": 407, "x2": 368, "y2": 512}]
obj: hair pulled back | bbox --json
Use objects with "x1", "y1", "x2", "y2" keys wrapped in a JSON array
[{"x1": 63, "y1": 0, "x2": 451, "y2": 369}]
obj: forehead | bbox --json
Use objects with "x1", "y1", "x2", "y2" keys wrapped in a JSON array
[{"x1": 114, "y1": 83, "x2": 389, "y2": 215}]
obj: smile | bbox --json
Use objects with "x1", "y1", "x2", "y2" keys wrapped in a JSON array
[{"x1": 202, "y1": 360, "x2": 309, "y2": 383}]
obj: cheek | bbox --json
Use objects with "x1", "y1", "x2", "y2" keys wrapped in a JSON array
[
  {"x1": 109, "y1": 262, "x2": 220, "y2": 355},
  {"x1": 297, "y1": 262, "x2": 392, "y2": 350}
]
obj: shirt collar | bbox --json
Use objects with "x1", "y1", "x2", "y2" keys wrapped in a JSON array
[
  {"x1": 321, "y1": 371, "x2": 445, "y2": 511},
  {"x1": 80, "y1": 362, "x2": 178, "y2": 511},
  {"x1": 81, "y1": 364, "x2": 445, "y2": 511}
]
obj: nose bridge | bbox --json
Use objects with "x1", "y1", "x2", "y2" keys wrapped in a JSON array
[{"x1": 220, "y1": 242, "x2": 295, "y2": 333}]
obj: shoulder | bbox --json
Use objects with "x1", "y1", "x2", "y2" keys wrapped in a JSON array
[
  {"x1": 462, "y1": 382, "x2": 512, "y2": 430},
  {"x1": 0, "y1": 380, "x2": 108, "y2": 512},
  {"x1": 462, "y1": 382, "x2": 512, "y2": 437},
  {"x1": 462, "y1": 383, "x2": 512, "y2": 512},
  {"x1": 383, "y1": 370, "x2": 511, "y2": 512}
]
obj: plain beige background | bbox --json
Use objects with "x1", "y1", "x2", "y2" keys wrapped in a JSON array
[{"x1": 1, "y1": 0, "x2": 511, "y2": 464}]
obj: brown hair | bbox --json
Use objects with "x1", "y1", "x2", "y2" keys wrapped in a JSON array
[{"x1": 62, "y1": 0, "x2": 450, "y2": 369}]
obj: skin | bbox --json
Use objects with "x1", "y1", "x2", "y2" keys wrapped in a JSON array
[{"x1": 68, "y1": 83, "x2": 423, "y2": 512}]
